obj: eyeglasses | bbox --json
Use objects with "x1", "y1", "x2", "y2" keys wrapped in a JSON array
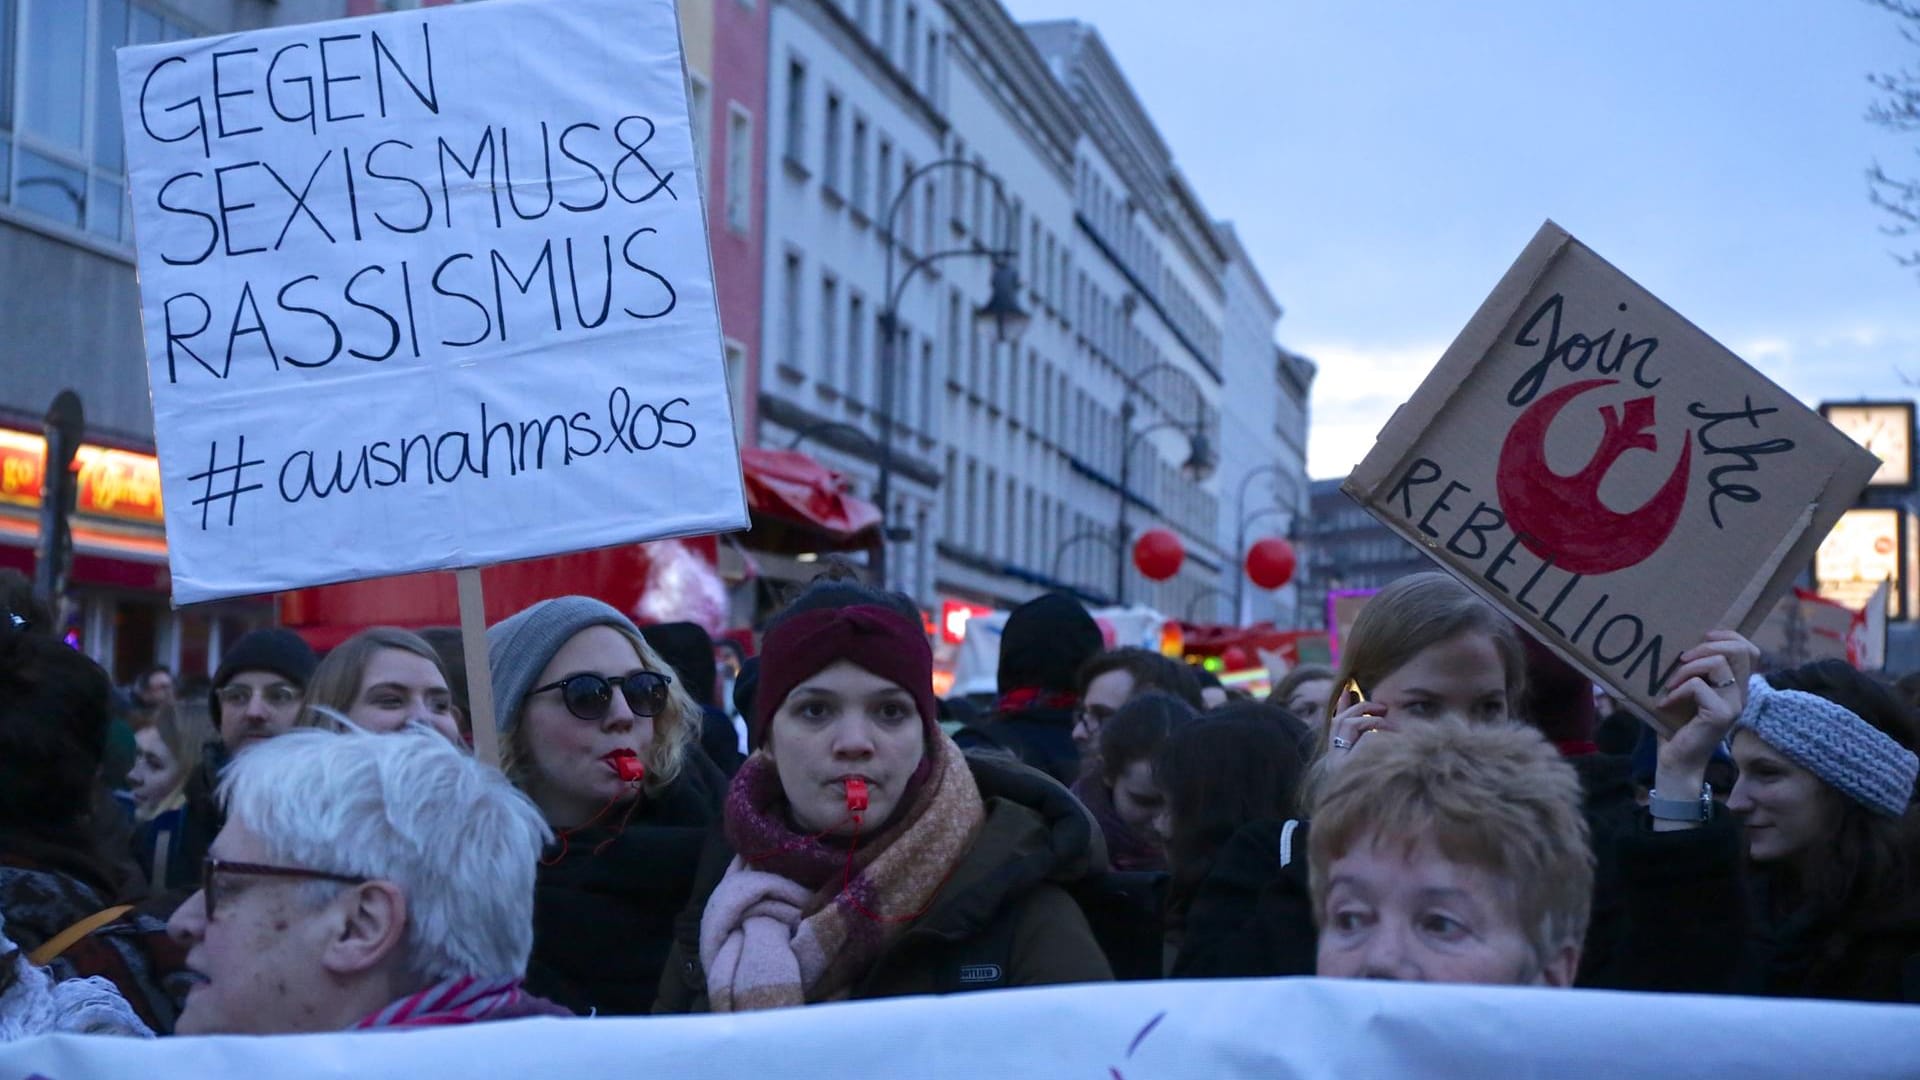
[
  {"x1": 531, "y1": 671, "x2": 673, "y2": 721},
  {"x1": 200, "y1": 857, "x2": 367, "y2": 921},
  {"x1": 215, "y1": 683, "x2": 301, "y2": 710}
]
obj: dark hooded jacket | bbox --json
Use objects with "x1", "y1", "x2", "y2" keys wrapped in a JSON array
[
  {"x1": 957, "y1": 594, "x2": 1104, "y2": 786},
  {"x1": 654, "y1": 753, "x2": 1113, "y2": 1011},
  {"x1": 523, "y1": 747, "x2": 728, "y2": 1016}
]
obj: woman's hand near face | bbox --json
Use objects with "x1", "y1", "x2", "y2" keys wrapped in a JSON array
[{"x1": 1324, "y1": 688, "x2": 1392, "y2": 770}]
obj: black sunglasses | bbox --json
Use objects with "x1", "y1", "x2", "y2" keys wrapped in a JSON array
[{"x1": 531, "y1": 671, "x2": 673, "y2": 721}]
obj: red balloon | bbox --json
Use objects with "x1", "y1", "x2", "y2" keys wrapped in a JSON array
[
  {"x1": 1132, "y1": 528, "x2": 1185, "y2": 581},
  {"x1": 1245, "y1": 537, "x2": 1297, "y2": 590}
]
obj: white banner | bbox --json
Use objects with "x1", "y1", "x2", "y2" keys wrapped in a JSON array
[
  {"x1": 2, "y1": 979, "x2": 1916, "y2": 1078},
  {"x1": 116, "y1": 0, "x2": 746, "y2": 604}
]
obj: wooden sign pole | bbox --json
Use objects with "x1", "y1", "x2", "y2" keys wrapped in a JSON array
[{"x1": 457, "y1": 567, "x2": 502, "y2": 769}]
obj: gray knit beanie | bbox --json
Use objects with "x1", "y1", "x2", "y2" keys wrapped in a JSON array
[
  {"x1": 1736, "y1": 673, "x2": 1920, "y2": 819},
  {"x1": 487, "y1": 596, "x2": 645, "y2": 737}
]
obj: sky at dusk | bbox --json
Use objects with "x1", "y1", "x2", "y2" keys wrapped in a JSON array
[{"x1": 1001, "y1": 0, "x2": 1920, "y2": 478}]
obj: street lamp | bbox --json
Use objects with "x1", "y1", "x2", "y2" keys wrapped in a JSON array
[
  {"x1": 1233, "y1": 464, "x2": 1298, "y2": 624},
  {"x1": 1052, "y1": 527, "x2": 1122, "y2": 588},
  {"x1": 1184, "y1": 585, "x2": 1236, "y2": 622},
  {"x1": 1112, "y1": 362, "x2": 1215, "y2": 605},
  {"x1": 873, "y1": 159, "x2": 1029, "y2": 590}
]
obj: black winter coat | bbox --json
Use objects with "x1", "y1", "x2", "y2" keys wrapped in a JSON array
[{"x1": 524, "y1": 749, "x2": 727, "y2": 1016}]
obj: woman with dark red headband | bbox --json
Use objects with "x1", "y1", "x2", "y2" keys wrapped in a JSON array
[
  {"x1": 486, "y1": 596, "x2": 729, "y2": 1017},
  {"x1": 655, "y1": 580, "x2": 1113, "y2": 1012}
]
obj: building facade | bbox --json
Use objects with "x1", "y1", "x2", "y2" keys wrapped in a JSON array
[
  {"x1": 757, "y1": 2, "x2": 1306, "y2": 621},
  {"x1": 1, "y1": 0, "x2": 348, "y2": 681},
  {"x1": 1296, "y1": 476, "x2": 1433, "y2": 630}
]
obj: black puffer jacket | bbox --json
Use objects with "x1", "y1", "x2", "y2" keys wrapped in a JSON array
[{"x1": 524, "y1": 749, "x2": 727, "y2": 1016}]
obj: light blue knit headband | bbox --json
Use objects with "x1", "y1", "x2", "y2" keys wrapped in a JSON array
[{"x1": 1736, "y1": 674, "x2": 1919, "y2": 819}]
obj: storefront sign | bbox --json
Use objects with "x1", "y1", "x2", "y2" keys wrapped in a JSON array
[
  {"x1": 0, "y1": 428, "x2": 166, "y2": 526},
  {"x1": 1344, "y1": 222, "x2": 1878, "y2": 730},
  {"x1": 116, "y1": 0, "x2": 746, "y2": 604},
  {"x1": 1814, "y1": 507, "x2": 1902, "y2": 614}
]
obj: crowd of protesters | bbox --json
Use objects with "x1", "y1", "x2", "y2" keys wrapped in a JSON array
[{"x1": 2, "y1": 559, "x2": 1917, "y2": 1041}]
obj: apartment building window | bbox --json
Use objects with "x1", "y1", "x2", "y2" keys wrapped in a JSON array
[
  {"x1": 783, "y1": 59, "x2": 807, "y2": 168},
  {"x1": 982, "y1": 468, "x2": 996, "y2": 554},
  {"x1": 971, "y1": 154, "x2": 988, "y2": 239},
  {"x1": 949, "y1": 139, "x2": 967, "y2": 226},
  {"x1": 967, "y1": 319, "x2": 982, "y2": 394},
  {"x1": 687, "y1": 73, "x2": 711, "y2": 185},
  {"x1": 818, "y1": 274, "x2": 839, "y2": 385},
  {"x1": 846, "y1": 292, "x2": 866, "y2": 403},
  {"x1": 880, "y1": 0, "x2": 896, "y2": 60},
  {"x1": 780, "y1": 251, "x2": 803, "y2": 372},
  {"x1": 725, "y1": 105, "x2": 753, "y2": 233},
  {"x1": 5, "y1": 0, "x2": 195, "y2": 243},
  {"x1": 964, "y1": 461, "x2": 979, "y2": 549},
  {"x1": 919, "y1": 337, "x2": 935, "y2": 431},
  {"x1": 946, "y1": 291, "x2": 963, "y2": 387},
  {"x1": 855, "y1": 0, "x2": 872, "y2": 34},
  {"x1": 850, "y1": 115, "x2": 870, "y2": 214},
  {"x1": 922, "y1": 180, "x2": 936, "y2": 252},
  {"x1": 904, "y1": 6, "x2": 918, "y2": 81},
  {"x1": 723, "y1": 339, "x2": 749, "y2": 438},
  {"x1": 876, "y1": 138, "x2": 893, "y2": 222},
  {"x1": 925, "y1": 31, "x2": 940, "y2": 102},
  {"x1": 872, "y1": 310, "x2": 889, "y2": 410},
  {"x1": 900, "y1": 157, "x2": 916, "y2": 252},
  {"x1": 822, "y1": 91, "x2": 843, "y2": 193},
  {"x1": 1004, "y1": 478, "x2": 1017, "y2": 560},
  {"x1": 943, "y1": 448, "x2": 958, "y2": 534}
]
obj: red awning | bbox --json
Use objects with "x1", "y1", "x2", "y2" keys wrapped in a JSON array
[{"x1": 740, "y1": 447, "x2": 881, "y2": 552}]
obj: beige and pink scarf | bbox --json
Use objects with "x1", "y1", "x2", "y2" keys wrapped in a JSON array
[{"x1": 699, "y1": 734, "x2": 984, "y2": 1011}]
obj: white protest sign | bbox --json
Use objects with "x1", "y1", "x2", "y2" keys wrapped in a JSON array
[
  {"x1": 3, "y1": 979, "x2": 1918, "y2": 1079},
  {"x1": 117, "y1": 0, "x2": 745, "y2": 605}
]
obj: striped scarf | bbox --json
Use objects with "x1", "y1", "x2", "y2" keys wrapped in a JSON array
[
  {"x1": 701, "y1": 734, "x2": 984, "y2": 1011},
  {"x1": 354, "y1": 976, "x2": 532, "y2": 1029}
]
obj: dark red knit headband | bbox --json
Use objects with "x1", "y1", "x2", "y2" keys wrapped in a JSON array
[{"x1": 753, "y1": 605, "x2": 937, "y2": 746}]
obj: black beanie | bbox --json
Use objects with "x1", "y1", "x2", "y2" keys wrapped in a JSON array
[
  {"x1": 211, "y1": 628, "x2": 318, "y2": 703},
  {"x1": 640, "y1": 621, "x2": 719, "y2": 708},
  {"x1": 998, "y1": 592, "x2": 1103, "y2": 696}
]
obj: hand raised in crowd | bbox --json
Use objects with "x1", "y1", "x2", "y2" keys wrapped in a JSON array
[{"x1": 1649, "y1": 630, "x2": 1760, "y2": 831}]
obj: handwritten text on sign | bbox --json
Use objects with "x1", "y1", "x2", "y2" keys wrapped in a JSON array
[
  {"x1": 1345, "y1": 223, "x2": 1877, "y2": 728},
  {"x1": 118, "y1": 0, "x2": 745, "y2": 604}
]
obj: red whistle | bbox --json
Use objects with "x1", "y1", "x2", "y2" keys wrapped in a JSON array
[
  {"x1": 603, "y1": 750, "x2": 646, "y2": 783},
  {"x1": 844, "y1": 777, "x2": 869, "y2": 814}
]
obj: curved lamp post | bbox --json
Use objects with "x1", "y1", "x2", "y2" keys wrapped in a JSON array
[{"x1": 873, "y1": 158, "x2": 1031, "y2": 589}]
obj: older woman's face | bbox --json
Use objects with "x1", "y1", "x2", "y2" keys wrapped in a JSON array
[
  {"x1": 128, "y1": 726, "x2": 184, "y2": 813},
  {"x1": 520, "y1": 626, "x2": 656, "y2": 827},
  {"x1": 1316, "y1": 829, "x2": 1574, "y2": 987},
  {"x1": 768, "y1": 660, "x2": 926, "y2": 836},
  {"x1": 348, "y1": 648, "x2": 458, "y2": 743}
]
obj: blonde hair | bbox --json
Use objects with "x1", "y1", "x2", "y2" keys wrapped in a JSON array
[
  {"x1": 142, "y1": 698, "x2": 216, "y2": 799},
  {"x1": 1307, "y1": 719, "x2": 1593, "y2": 971},
  {"x1": 299, "y1": 627, "x2": 450, "y2": 728},
  {"x1": 1315, "y1": 572, "x2": 1524, "y2": 750},
  {"x1": 499, "y1": 624, "x2": 695, "y2": 797}
]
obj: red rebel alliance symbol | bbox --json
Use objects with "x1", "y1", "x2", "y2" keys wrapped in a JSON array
[{"x1": 1495, "y1": 378, "x2": 1691, "y2": 576}]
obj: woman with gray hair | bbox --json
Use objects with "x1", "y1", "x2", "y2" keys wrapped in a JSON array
[
  {"x1": 487, "y1": 595, "x2": 728, "y2": 1016},
  {"x1": 163, "y1": 725, "x2": 566, "y2": 1032}
]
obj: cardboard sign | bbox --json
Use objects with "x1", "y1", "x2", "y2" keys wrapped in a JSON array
[
  {"x1": 116, "y1": 0, "x2": 746, "y2": 605},
  {"x1": 1345, "y1": 222, "x2": 1878, "y2": 729}
]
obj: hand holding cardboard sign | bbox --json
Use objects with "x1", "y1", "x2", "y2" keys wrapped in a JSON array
[{"x1": 1649, "y1": 630, "x2": 1760, "y2": 830}]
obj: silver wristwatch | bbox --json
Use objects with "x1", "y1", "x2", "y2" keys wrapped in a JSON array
[{"x1": 1648, "y1": 781, "x2": 1713, "y2": 822}]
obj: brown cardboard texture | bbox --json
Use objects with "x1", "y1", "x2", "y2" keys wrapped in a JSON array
[{"x1": 1343, "y1": 221, "x2": 1879, "y2": 732}]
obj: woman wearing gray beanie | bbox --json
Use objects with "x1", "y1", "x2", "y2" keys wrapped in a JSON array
[
  {"x1": 487, "y1": 595, "x2": 728, "y2": 1016},
  {"x1": 1654, "y1": 656, "x2": 1920, "y2": 1003}
]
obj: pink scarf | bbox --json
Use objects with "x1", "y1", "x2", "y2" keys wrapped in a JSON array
[{"x1": 700, "y1": 735, "x2": 984, "y2": 1011}]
